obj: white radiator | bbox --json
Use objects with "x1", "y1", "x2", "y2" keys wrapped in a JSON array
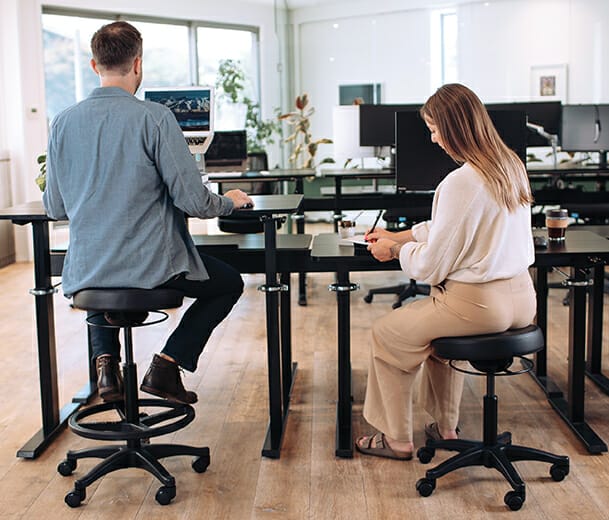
[{"x1": 0, "y1": 154, "x2": 15, "y2": 267}]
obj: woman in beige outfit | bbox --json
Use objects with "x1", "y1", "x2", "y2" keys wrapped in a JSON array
[{"x1": 356, "y1": 84, "x2": 536, "y2": 460}]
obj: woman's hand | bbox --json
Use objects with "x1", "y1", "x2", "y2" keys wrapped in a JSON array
[
  {"x1": 365, "y1": 227, "x2": 393, "y2": 243},
  {"x1": 368, "y1": 238, "x2": 400, "y2": 262}
]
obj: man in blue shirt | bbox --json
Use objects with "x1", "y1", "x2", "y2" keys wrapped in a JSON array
[{"x1": 43, "y1": 21, "x2": 253, "y2": 404}]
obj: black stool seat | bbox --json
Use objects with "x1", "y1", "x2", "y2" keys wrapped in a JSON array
[
  {"x1": 416, "y1": 325, "x2": 569, "y2": 511},
  {"x1": 59, "y1": 287, "x2": 209, "y2": 508},
  {"x1": 73, "y1": 287, "x2": 183, "y2": 312},
  {"x1": 431, "y1": 324, "x2": 544, "y2": 361}
]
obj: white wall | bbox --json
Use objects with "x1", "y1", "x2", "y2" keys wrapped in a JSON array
[{"x1": 290, "y1": 0, "x2": 609, "y2": 159}]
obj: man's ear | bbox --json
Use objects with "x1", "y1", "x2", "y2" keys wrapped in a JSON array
[
  {"x1": 90, "y1": 58, "x2": 100, "y2": 75},
  {"x1": 133, "y1": 56, "x2": 142, "y2": 76}
]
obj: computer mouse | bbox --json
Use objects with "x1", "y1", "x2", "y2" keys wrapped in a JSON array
[{"x1": 241, "y1": 202, "x2": 254, "y2": 209}]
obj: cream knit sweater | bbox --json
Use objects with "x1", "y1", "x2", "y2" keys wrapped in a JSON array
[{"x1": 400, "y1": 162, "x2": 534, "y2": 286}]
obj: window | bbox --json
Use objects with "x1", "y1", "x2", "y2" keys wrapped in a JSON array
[
  {"x1": 440, "y1": 11, "x2": 458, "y2": 84},
  {"x1": 41, "y1": 10, "x2": 260, "y2": 129},
  {"x1": 197, "y1": 26, "x2": 258, "y2": 130},
  {"x1": 130, "y1": 20, "x2": 190, "y2": 89},
  {"x1": 430, "y1": 9, "x2": 458, "y2": 88},
  {"x1": 42, "y1": 13, "x2": 113, "y2": 122}
]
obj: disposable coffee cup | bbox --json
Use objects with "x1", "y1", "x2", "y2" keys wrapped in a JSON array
[
  {"x1": 339, "y1": 220, "x2": 355, "y2": 239},
  {"x1": 545, "y1": 208, "x2": 569, "y2": 241}
]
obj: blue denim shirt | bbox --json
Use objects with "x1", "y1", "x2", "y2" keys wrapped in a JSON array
[{"x1": 43, "y1": 87, "x2": 234, "y2": 296}]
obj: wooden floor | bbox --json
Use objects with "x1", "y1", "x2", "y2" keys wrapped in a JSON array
[{"x1": 1, "y1": 252, "x2": 609, "y2": 519}]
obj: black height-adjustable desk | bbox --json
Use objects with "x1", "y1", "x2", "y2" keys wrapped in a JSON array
[
  {"x1": 210, "y1": 169, "x2": 316, "y2": 306},
  {"x1": 0, "y1": 195, "x2": 304, "y2": 459},
  {"x1": 234, "y1": 194, "x2": 304, "y2": 457},
  {"x1": 0, "y1": 202, "x2": 95, "y2": 458},
  {"x1": 311, "y1": 229, "x2": 609, "y2": 457}
]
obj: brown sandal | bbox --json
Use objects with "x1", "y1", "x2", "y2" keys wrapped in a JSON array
[
  {"x1": 355, "y1": 432, "x2": 413, "y2": 460},
  {"x1": 424, "y1": 422, "x2": 460, "y2": 442}
]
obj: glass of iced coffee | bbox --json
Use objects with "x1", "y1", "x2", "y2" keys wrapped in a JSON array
[{"x1": 545, "y1": 208, "x2": 569, "y2": 241}]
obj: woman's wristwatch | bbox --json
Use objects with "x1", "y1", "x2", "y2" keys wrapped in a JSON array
[{"x1": 390, "y1": 243, "x2": 401, "y2": 260}]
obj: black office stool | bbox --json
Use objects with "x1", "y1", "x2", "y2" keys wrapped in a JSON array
[
  {"x1": 58, "y1": 288, "x2": 210, "y2": 508},
  {"x1": 415, "y1": 325, "x2": 569, "y2": 511}
]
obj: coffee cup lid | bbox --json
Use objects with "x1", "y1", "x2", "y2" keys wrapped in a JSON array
[{"x1": 545, "y1": 208, "x2": 569, "y2": 218}]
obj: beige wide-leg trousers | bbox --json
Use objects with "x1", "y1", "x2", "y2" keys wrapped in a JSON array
[{"x1": 363, "y1": 270, "x2": 536, "y2": 443}]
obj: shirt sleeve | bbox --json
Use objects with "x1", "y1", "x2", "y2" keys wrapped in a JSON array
[
  {"x1": 42, "y1": 125, "x2": 68, "y2": 221},
  {"x1": 398, "y1": 174, "x2": 484, "y2": 286},
  {"x1": 152, "y1": 111, "x2": 234, "y2": 218}
]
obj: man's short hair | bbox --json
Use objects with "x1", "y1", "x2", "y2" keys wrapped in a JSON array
[{"x1": 91, "y1": 21, "x2": 142, "y2": 74}]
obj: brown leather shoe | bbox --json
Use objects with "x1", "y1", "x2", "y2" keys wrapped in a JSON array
[
  {"x1": 95, "y1": 355, "x2": 124, "y2": 402},
  {"x1": 140, "y1": 354, "x2": 198, "y2": 404}
]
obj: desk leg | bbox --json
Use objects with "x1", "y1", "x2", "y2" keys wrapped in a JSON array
[
  {"x1": 17, "y1": 221, "x2": 83, "y2": 459},
  {"x1": 529, "y1": 266, "x2": 563, "y2": 398},
  {"x1": 547, "y1": 267, "x2": 607, "y2": 454},
  {"x1": 280, "y1": 272, "x2": 297, "y2": 413},
  {"x1": 261, "y1": 217, "x2": 289, "y2": 458},
  {"x1": 585, "y1": 264, "x2": 609, "y2": 394},
  {"x1": 333, "y1": 177, "x2": 342, "y2": 233},
  {"x1": 330, "y1": 269, "x2": 358, "y2": 458}
]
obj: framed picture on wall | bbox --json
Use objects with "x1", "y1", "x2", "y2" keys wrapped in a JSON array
[
  {"x1": 339, "y1": 83, "x2": 382, "y2": 105},
  {"x1": 530, "y1": 64, "x2": 568, "y2": 103}
]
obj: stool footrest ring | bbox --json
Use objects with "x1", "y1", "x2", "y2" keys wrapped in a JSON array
[
  {"x1": 69, "y1": 398, "x2": 195, "y2": 441},
  {"x1": 449, "y1": 356, "x2": 535, "y2": 377}
]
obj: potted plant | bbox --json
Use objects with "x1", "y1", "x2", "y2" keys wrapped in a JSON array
[
  {"x1": 278, "y1": 93, "x2": 334, "y2": 169},
  {"x1": 215, "y1": 59, "x2": 280, "y2": 164}
]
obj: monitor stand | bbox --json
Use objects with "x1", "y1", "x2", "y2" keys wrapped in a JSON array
[{"x1": 599, "y1": 151, "x2": 607, "y2": 170}]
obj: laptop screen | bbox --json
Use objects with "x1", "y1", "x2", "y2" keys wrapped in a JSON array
[{"x1": 142, "y1": 86, "x2": 214, "y2": 136}]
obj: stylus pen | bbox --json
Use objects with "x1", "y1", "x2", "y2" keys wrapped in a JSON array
[{"x1": 369, "y1": 210, "x2": 383, "y2": 234}]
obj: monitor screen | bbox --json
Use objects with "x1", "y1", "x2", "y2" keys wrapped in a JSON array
[
  {"x1": 485, "y1": 101, "x2": 561, "y2": 147},
  {"x1": 395, "y1": 111, "x2": 458, "y2": 192},
  {"x1": 142, "y1": 86, "x2": 214, "y2": 135},
  {"x1": 359, "y1": 104, "x2": 421, "y2": 147},
  {"x1": 395, "y1": 109, "x2": 527, "y2": 192},
  {"x1": 561, "y1": 105, "x2": 609, "y2": 152},
  {"x1": 205, "y1": 130, "x2": 247, "y2": 166}
]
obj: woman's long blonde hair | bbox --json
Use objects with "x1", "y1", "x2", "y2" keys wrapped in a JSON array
[{"x1": 420, "y1": 83, "x2": 533, "y2": 211}]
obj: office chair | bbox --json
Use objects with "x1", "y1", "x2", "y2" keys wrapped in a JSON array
[{"x1": 416, "y1": 325, "x2": 569, "y2": 511}]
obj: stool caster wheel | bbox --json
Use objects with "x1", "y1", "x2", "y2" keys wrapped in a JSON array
[
  {"x1": 550, "y1": 462, "x2": 569, "y2": 481},
  {"x1": 57, "y1": 458, "x2": 76, "y2": 476},
  {"x1": 417, "y1": 446, "x2": 435, "y2": 464},
  {"x1": 155, "y1": 485, "x2": 176, "y2": 505},
  {"x1": 65, "y1": 487, "x2": 85, "y2": 508},
  {"x1": 416, "y1": 477, "x2": 435, "y2": 497},
  {"x1": 192, "y1": 455, "x2": 210, "y2": 473},
  {"x1": 504, "y1": 490, "x2": 525, "y2": 511},
  {"x1": 363, "y1": 294, "x2": 373, "y2": 304}
]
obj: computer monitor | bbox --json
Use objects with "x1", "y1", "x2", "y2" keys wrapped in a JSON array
[
  {"x1": 395, "y1": 109, "x2": 527, "y2": 192},
  {"x1": 561, "y1": 105, "x2": 609, "y2": 168},
  {"x1": 142, "y1": 86, "x2": 214, "y2": 154},
  {"x1": 359, "y1": 104, "x2": 422, "y2": 147},
  {"x1": 485, "y1": 101, "x2": 562, "y2": 147},
  {"x1": 204, "y1": 130, "x2": 248, "y2": 171}
]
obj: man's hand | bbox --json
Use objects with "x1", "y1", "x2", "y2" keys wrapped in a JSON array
[
  {"x1": 224, "y1": 189, "x2": 254, "y2": 209},
  {"x1": 368, "y1": 238, "x2": 400, "y2": 262}
]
